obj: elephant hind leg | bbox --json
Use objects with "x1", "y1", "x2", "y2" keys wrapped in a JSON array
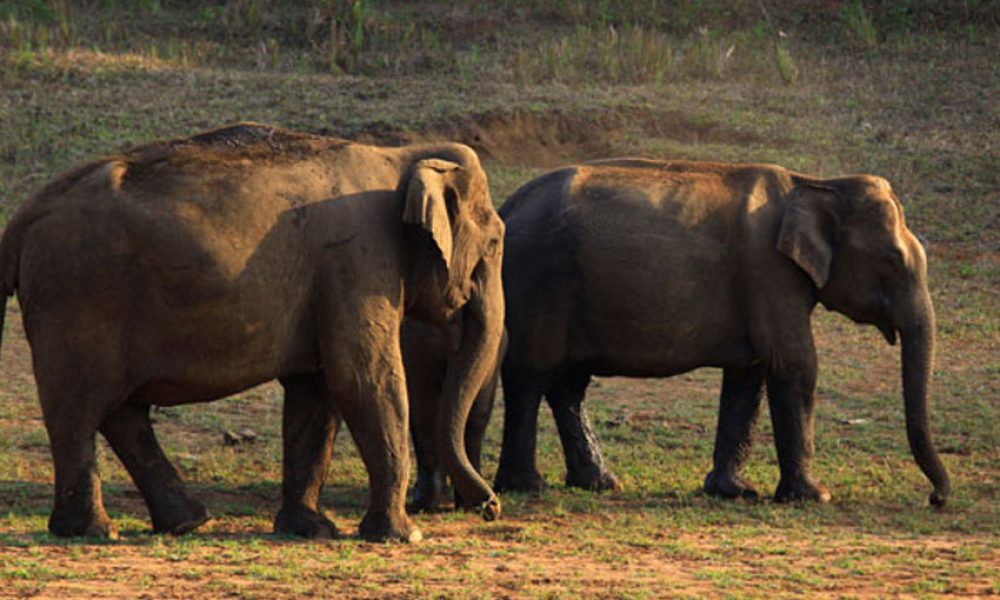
[
  {"x1": 274, "y1": 372, "x2": 340, "y2": 539},
  {"x1": 99, "y1": 403, "x2": 209, "y2": 534},
  {"x1": 547, "y1": 367, "x2": 621, "y2": 492},
  {"x1": 40, "y1": 385, "x2": 117, "y2": 538},
  {"x1": 30, "y1": 310, "x2": 132, "y2": 538},
  {"x1": 704, "y1": 365, "x2": 765, "y2": 500},
  {"x1": 494, "y1": 367, "x2": 547, "y2": 493},
  {"x1": 37, "y1": 363, "x2": 119, "y2": 537},
  {"x1": 45, "y1": 420, "x2": 115, "y2": 539}
]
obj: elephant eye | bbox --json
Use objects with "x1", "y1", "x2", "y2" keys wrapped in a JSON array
[{"x1": 486, "y1": 238, "x2": 500, "y2": 257}]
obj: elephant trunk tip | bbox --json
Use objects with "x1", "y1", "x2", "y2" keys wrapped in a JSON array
[
  {"x1": 478, "y1": 495, "x2": 501, "y2": 521},
  {"x1": 928, "y1": 476, "x2": 950, "y2": 509}
]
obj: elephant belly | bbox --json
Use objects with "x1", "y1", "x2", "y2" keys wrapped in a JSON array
[
  {"x1": 579, "y1": 318, "x2": 756, "y2": 378},
  {"x1": 125, "y1": 297, "x2": 318, "y2": 405},
  {"x1": 571, "y1": 271, "x2": 752, "y2": 376},
  {"x1": 20, "y1": 241, "x2": 316, "y2": 407}
]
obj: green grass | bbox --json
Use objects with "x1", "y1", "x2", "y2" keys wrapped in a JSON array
[{"x1": 0, "y1": 1, "x2": 998, "y2": 598}]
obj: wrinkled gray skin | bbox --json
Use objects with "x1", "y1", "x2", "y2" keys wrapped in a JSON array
[
  {"x1": 403, "y1": 318, "x2": 506, "y2": 513},
  {"x1": 0, "y1": 123, "x2": 505, "y2": 542},
  {"x1": 494, "y1": 159, "x2": 949, "y2": 507}
]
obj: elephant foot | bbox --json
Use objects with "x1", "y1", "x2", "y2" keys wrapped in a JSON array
[
  {"x1": 774, "y1": 476, "x2": 831, "y2": 503},
  {"x1": 274, "y1": 505, "x2": 340, "y2": 539},
  {"x1": 703, "y1": 470, "x2": 759, "y2": 500},
  {"x1": 151, "y1": 498, "x2": 210, "y2": 535},
  {"x1": 565, "y1": 468, "x2": 623, "y2": 492},
  {"x1": 358, "y1": 511, "x2": 422, "y2": 543},
  {"x1": 494, "y1": 468, "x2": 546, "y2": 494},
  {"x1": 48, "y1": 510, "x2": 118, "y2": 540}
]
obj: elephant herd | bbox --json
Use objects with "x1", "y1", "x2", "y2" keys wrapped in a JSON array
[{"x1": 0, "y1": 123, "x2": 949, "y2": 542}]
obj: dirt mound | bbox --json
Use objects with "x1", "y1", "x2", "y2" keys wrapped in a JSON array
[{"x1": 349, "y1": 107, "x2": 765, "y2": 167}]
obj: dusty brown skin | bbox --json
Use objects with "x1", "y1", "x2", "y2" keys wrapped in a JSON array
[
  {"x1": 494, "y1": 159, "x2": 949, "y2": 506},
  {"x1": 0, "y1": 123, "x2": 505, "y2": 542},
  {"x1": 402, "y1": 318, "x2": 506, "y2": 513}
]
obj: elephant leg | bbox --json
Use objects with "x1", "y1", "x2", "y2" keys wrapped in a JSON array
[
  {"x1": 274, "y1": 372, "x2": 340, "y2": 539},
  {"x1": 44, "y1": 404, "x2": 115, "y2": 538},
  {"x1": 766, "y1": 371, "x2": 831, "y2": 503},
  {"x1": 494, "y1": 367, "x2": 547, "y2": 493},
  {"x1": 410, "y1": 436, "x2": 447, "y2": 514},
  {"x1": 407, "y1": 353, "x2": 448, "y2": 514},
  {"x1": 324, "y1": 343, "x2": 420, "y2": 543},
  {"x1": 547, "y1": 368, "x2": 621, "y2": 492},
  {"x1": 409, "y1": 395, "x2": 447, "y2": 514},
  {"x1": 100, "y1": 403, "x2": 209, "y2": 534},
  {"x1": 704, "y1": 365, "x2": 765, "y2": 499}
]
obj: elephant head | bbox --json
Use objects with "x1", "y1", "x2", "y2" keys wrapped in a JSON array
[
  {"x1": 401, "y1": 150, "x2": 505, "y2": 519},
  {"x1": 777, "y1": 174, "x2": 950, "y2": 506}
]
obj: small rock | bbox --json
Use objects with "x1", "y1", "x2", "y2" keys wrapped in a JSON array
[
  {"x1": 605, "y1": 411, "x2": 630, "y2": 428},
  {"x1": 223, "y1": 429, "x2": 258, "y2": 446}
]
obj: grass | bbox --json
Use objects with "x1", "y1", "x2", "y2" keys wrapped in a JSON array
[{"x1": 0, "y1": 1, "x2": 998, "y2": 598}]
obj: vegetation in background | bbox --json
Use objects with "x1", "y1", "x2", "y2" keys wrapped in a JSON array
[{"x1": 1, "y1": 1, "x2": 998, "y2": 80}]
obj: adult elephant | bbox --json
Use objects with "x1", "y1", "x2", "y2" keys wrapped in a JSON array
[
  {"x1": 403, "y1": 318, "x2": 506, "y2": 513},
  {"x1": 0, "y1": 123, "x2": 505, "y2": 542},
  {"x1": 494, "y1": 159, "x2": 949, "y2": 507}
]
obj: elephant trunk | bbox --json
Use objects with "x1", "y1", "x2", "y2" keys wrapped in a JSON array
[
  {"x1": 899, "y1": 291, "x2": 950, "y2": 507},
  {"x1": 437, "y1": 258, "x2": 504, "y2": 521}
]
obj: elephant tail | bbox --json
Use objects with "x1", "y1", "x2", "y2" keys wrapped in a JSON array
[
  {"x1": 0, "y1": 287, "x2": 6, "y2": 362},
  {"x1": 1, "y1": 214, "x2": 22, "y2": 360}
]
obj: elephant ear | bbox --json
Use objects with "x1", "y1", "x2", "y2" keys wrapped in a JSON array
[
  {"x1": 403, "y1": 158, "x2": 462, "y2": 270},
  {"x1": 777, "y1": 182, "x2": 841, "y2": 289}
]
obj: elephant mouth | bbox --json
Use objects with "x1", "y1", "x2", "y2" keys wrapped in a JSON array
[
  {"x1": 878, "y1": 322, "x2": 898, "y2": 346},
  {"x1": 445, "y1": 285, "x2": 473, "y2": 312}
]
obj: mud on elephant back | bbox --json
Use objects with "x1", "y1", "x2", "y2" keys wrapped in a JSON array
[
  {"x1": 493, "y1": 158, "x2": 949, "y2": 508},
  {"x1": 0, "y1": 123, "x2": 506, "y2": 542}
]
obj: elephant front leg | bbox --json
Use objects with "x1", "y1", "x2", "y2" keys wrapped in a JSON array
[
  {"x1": 274, "y1": 373, "x2": 341, "y2": 539},
  {"x1": 766, "y1": 369, "x2": 831, "y2": 503},
  {"x1": 548, "y1": 369, "x2": 621, "y2": 492},
  {"x1": 100, "y1": 403, "x2": 209, "y2": 534},
  {"x1": 324, "y1": 341, "x2": 421, "y2": 543},
  {"x1": 704, "y1": 365, "x2": 765, "y2": 500}
]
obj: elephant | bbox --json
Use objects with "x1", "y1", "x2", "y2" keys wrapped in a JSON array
[
  {"x1": 493, "y1": 158, "x2": 949, "y2": 507},
  {"x1": 0, "y1": 123, "x2": 505, "y2": 542},
  {"x1": 402, "y1": 317, "x2": 506, "y2": 513}
]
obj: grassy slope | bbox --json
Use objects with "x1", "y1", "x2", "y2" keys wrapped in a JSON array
[{"x1": 0, "y1": 2, "x2": 997, "y2": 598}]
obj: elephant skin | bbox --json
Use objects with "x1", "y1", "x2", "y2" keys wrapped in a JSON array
[
  {"x1": 494, "y1": 158, "x2": 949, "y2": 507},
  {"x1": 403, "y1": 318, "x2": 506, "y2": 513},
  {"x1": 0, "y1": 123, "x2": 506, "y2": 541}
]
